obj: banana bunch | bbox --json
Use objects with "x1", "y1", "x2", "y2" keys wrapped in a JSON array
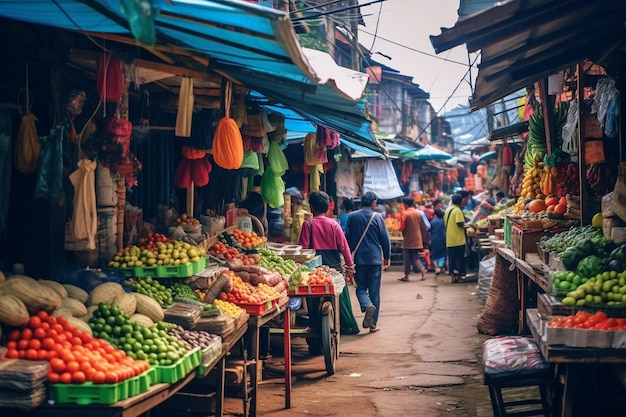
[
  {"x1": 525, "y1": 109, "x2": 547, "y2": 170},
  {"x1": 513, "y1": 196, "x2": 526, "y2": 214},
  {"x1": 521, "y1": 161, "x2": 545, "y2": 199},
  {"x1": 539, "y1": 165, "x2": 558, "y2": 197}
]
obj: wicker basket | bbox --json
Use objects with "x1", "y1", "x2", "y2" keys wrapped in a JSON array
[{"x1": 72, "y1": 250, "x2": 100, "y2": 268}]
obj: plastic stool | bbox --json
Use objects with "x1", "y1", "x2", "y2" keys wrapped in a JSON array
[{"x1": 483, "y1": 336, "x2": 552, "y2": 417}]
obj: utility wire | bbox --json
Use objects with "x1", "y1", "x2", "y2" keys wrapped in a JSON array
[
  {"x1": 292, "y1": 0, "x2": 386, "y2": 22},
  {"x1": 359, "y1": 28, "x2": 467, "y2": 66}
]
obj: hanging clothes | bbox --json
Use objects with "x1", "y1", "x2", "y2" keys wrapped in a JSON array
[
  {"x1": 35, "y1": 125, "x2": 65, "y2": 200},
  {"x1": 175, "y1": 77, "x2": 194, "y2": 137},
  {"x1": 96, "y1": 52, "x2": 124, "y2": 102},
  {"x1": 70, "y1": 159, "x2": 98, "y2": 250}
]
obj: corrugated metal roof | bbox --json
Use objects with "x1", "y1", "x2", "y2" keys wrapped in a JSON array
[{"x1": 430, "y1": 0, "x2": 626, "y2": 110}]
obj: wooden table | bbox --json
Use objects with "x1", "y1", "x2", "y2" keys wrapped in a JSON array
[
  {"x1": 526, "y1": 308, "x2": 626, "y2": 417},
  {"x1": 246, "y1": 299, "x2": 291, "y2": 416}
]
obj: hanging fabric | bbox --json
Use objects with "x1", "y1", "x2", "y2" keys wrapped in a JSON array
[
  {"x1": 174, "y1": 147, "x2": 212, "y2": 188},
  {"x1": 175, "y1": 77, "x2": 194, "y2": 137},
  {"x1": 35, "y1": 125, "x2": 65, "y2": 199},
  {"x1": 96, "y1": 52, "x2": 124, "y2": 102},
  {"x1": 14, "y1": 113, "x2": 40, "y2": 173},
  {"x1": 70, "y1": 159, "x2": 97, "y2": 250}
]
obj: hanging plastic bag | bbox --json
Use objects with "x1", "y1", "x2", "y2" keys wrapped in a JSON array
[
  {"x1": 268, "y1": 141, "x2": 288, "y2": 176},
  {"x1": 260, "y1": 169, "x2": 284, "y2": 208},
  {"x1": 561, "y1": 101, "x2": 579, "y2": 156},
  {"x1": 14, "y1": 113, "x2": 40, "y2": 173},
  {"x1": 239, "y1": 150, "x2": 260, "y2": 177},
  {"x1": 605, "y1": 94, "x2": 619, "y2": 138},
  {"x1": 120, "y1": 0, "x2": 158, "y2": 46}
]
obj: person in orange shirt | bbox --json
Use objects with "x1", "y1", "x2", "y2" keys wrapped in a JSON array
[{"x1": 398, "y1": 197, "x2": 431, "y2": 281}]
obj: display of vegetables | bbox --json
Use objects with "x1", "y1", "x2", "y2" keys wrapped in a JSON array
[
  {"x1": 5, "y1": 311, "x2": 150, "y2": 384},
  {"x1": 125, "y1": 276, "x2": 173, "y2": 307},
  {"x1": 88, "y1": 303, "x2": 186, "y2": 365},
  {"x1": 168, "y1": 324, "x2": 221, "y2": 350},
  {"x1": 548, "y1": 310, "x2": 626, "y2": 331}
]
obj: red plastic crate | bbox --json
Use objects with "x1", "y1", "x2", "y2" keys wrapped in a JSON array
[
  {"x1": 288, "y1": 284, "x2": 334, "y2": 296},
  {"x1": 235, "y1": 300, "x2": 273, "y2": 316}
]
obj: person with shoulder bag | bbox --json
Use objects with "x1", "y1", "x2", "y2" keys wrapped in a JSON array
[
  {"x1": 298, "y1": 191, "x2": 359, "y2": 336},
  {"x1": 345, "y1": 192, "x2": 391, "y2": 333}
]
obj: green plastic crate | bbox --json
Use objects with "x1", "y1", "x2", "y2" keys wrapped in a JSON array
[
  {"x1": 504, "y1": 217, "x2": 511, "y2": 246},
  {"x1": 115, "y1": 257, "x2": 207, "y2": 278},
  {"x1": 50, "y1": 379, "x2": 127, "y2": 405},
  {"x1": 153, "y1": 347, "x2": 201, "y2": 383}
]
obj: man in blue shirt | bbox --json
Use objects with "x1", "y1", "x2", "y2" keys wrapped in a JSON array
[{"x1": 345, "y1": 192, "x2": 391, "y2": 333}]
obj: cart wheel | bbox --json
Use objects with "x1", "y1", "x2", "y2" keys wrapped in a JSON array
[{"x1": 321, "y1": 301, "x2": 337, "y2": 375}]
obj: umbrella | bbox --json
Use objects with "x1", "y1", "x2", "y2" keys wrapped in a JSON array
[{"x1": 398, "y1": 144, "x2": 453, "y2": 161}]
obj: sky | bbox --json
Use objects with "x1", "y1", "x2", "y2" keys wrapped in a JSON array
[{"x1": 356, "y1": 0, "x2": 478, "y2": 114}]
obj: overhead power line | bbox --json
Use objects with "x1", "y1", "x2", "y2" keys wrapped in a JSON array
[{"x1": 292, "y1": 0, "x2": 387, "y2": 22}]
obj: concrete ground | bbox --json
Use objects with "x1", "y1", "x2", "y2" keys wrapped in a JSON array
[{"x1": 224, "y1": 266, "x2": 496, "y2": 417}]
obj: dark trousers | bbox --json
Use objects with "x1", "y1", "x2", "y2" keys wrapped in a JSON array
[{"x1": 447, "y1": 244, "x2": 467, "y2": 277}]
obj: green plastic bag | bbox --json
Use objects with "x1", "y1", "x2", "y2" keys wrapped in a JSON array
[
  {"x1": 239, "y1": 150, "x2": 259, "y2": 177},
  {"x1": 260, "y1": 169, "x2": 285, "y2": 208},
  {"x1": 268, "y1": 141, "x2": 288, "y2": 176}
]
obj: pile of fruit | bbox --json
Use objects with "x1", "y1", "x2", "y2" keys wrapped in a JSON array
[
  {"x1": 173, "y1": 213, "x2": 200, "y2": 227},
  {"x1": 109, "y1": 240, "x2": 206, "y2": 268},
  {"x1": 219, "y1": 271, "x2": 279, "y2": 305},
  {"x1": 230, "y1": 228, "x2": 267, "y2": 248},
  {"x1": 4, "y1": 312, "x2": 151, "y2": 384},
  {"x1": 548, "y1": 310, "x2": 626, "y2": 331}
]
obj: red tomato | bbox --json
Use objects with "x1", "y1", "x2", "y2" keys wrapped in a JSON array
[
  {"x1": 33, "y1": 327, "x2": 46, "y2": 340},
  {"x1": 104, "y1": 371, "x2": 119, "y2": 384},
  {"x1": 28, "y1": 315, "x2": 42, "y2": 329},
  {"x1": 48, "y1": 371, "x2": 61, "y2": 383},
  {"x1": 25, "y1": 348, "x2": 39, "y2": 360},
  {"x1": 71, "y1": 371, "x2": 86, "y2": 384},
  {"x1": 92, "y1": 370, "x2": 106, "y2": 384},
  {"x1": 37, "y1": 349, "x2": 48, "y2": 360},
  {"x1": 7, "y1": 330, "x2": 21, "y2": 341},
  {"x1": 66, "y1": 361, "x2": 80, "y2": 374},
  {"x1": 5, "y1": 341, "x2": 17, "y2": 350},
  {"x1": 17, "y1": 340, "x2": 29, "y2": 350},
  {"x1": 21, "y1": 328, "x2": 33, "y2": 340},
  {"x1": 37, "y1": 311, "x2": 49, "y2": 321},
  {"x1": 5, "y1": 349, "x2": 19, "y2": 359},
  {"x1": 28, "y1": 339, "x2": 42, "y2": 350},
  {"x1": 59, "y1": 372, "x2": 73, "y2": 384},
  {"x1": 50, "y1": 358, "x2": 66, "y2": 373},
  {"x1": 41, "y1": 337, "x2": 56, "y2": 351}
]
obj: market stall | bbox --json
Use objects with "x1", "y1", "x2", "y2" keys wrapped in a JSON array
[
  {"x1": 444, "y1": 55, "x2": 626, "y2": 417},
  {"x1": 0, "y1": 225, "x2": 313, "y2": 416}
]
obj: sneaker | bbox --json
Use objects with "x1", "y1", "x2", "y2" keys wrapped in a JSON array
[{"x1": 363, "y1": 305, "x2": 376, "y2": 329}]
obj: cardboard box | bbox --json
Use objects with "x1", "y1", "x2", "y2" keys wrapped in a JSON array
[{"x1": 510, "y1": 224, "x2": 550, "y2": 259}]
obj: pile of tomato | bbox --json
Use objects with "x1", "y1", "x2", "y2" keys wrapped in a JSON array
[
  {"x1": 3, "y1": 311, "x2": 150, "y2": 384},
  {"x1": 307, "y1": 267, "x2": 333, "y2": 286},
  {"x1": 547, "y1": 310, "x2": 626, "y2": 331},
  {"x1": 209, "y1": 241, "x2": 255, "y2": 264}
]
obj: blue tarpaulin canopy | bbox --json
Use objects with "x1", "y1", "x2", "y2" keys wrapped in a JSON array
[{"x1": 0, "y1": 0, "x2": 382, "y2": 152}]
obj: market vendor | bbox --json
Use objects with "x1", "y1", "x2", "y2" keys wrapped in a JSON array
[{"x1": 298, "y1": 191, "x2": 360, "y2": 336}]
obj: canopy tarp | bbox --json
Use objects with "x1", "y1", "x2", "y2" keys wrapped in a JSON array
[
  {"x1": 0, "y1": 0, "x2": 381, "y2": 152},
  {"x1": 430, "y1": 0, "x2": 626, "y2": 110}
]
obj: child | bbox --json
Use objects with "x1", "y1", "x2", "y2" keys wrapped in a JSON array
[{"x1": 429, "y1": 209, "x2": 447, "y2": 274}]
